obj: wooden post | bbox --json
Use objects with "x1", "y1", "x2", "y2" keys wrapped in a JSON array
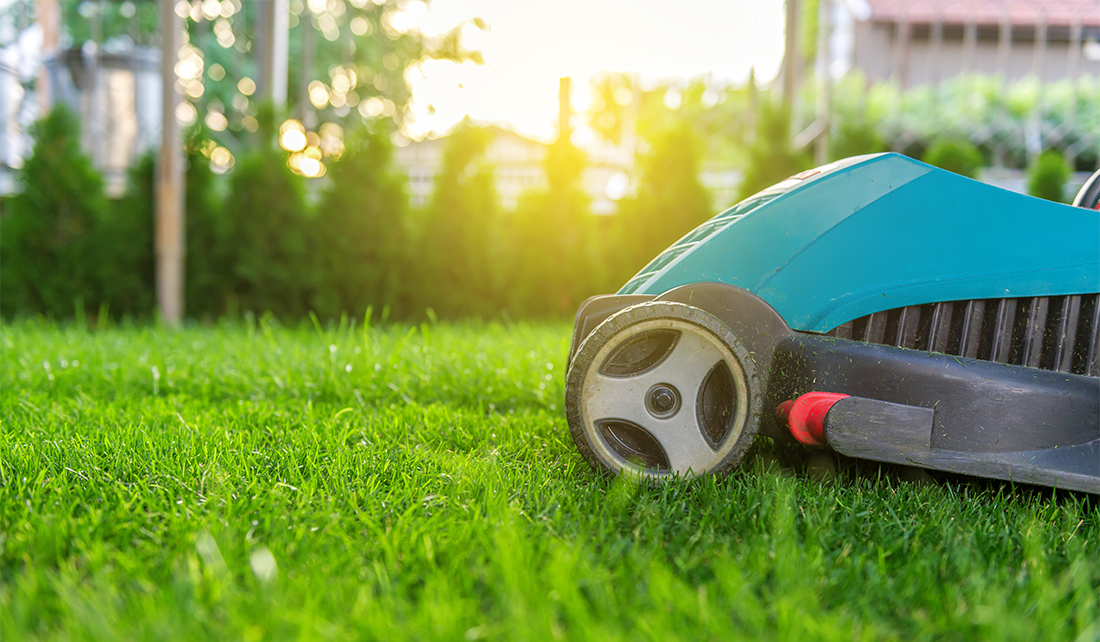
[
  {"x1": 36, "y1": 0, "x2": 59, "y2": 113},
  {"x1": 996, "y1": 9, "x2": 1012, "y2": 79},
  {"x1": 156, "y1": 0, "x2": 185, "y2": 325},
  {"x1": 962, "y1": 20, "x2": 977, "y2": 75},
  {"x1": 895, "y1": 18, "x2": 911, "y2": 90},
  {"x1": 558, "y1": 76, "x2": 571, "y2": 142},
  {"x1": 1065, "y1": 18, "x2": 1081, "y2": 168},
  {"x1": 258, "y1": 0, "x2": 289, "y2": 104},
  {"x1": 1033, "y1": 14, "x2": 1047, "y2": 80},
  {"x1": 781, "y1": 0, "x2": 798, "y2": 107},
  {"x1": 814, "y1": 0, "x2": 831, "y2": 166}
]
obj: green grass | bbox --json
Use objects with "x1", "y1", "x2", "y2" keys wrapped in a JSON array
[{"x1": 1, "y1": 319, "x2": 1097, "y2": 641}]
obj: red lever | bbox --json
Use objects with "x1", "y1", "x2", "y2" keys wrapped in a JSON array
[{"x1": 776, "y1": 392, "x2": 850, "y2": 447}]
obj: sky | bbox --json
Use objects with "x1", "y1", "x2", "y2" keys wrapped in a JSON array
[{"x1": 403, "y1": 0, "x2": 786, "y2": 142}]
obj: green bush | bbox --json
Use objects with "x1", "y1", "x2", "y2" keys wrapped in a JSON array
[
  {"x1": 737, "y1": 99, "x2": 811, "y2": 200},
  {"x1": 184, "y1": 132, "x2": 232, "y2": 319},
  {"x1": 618, "y1": 120, "x2": 712, "y2": 272},
  {"x1": 0, "y1": 105, "x2": 107, "y2": 319},
  {"x1": 923, "y1": 139, "x2": 983, "y2": 178},
  {"x1": 1027, "y1": 150, "x2": 1070, "y2": 203},
  {"x1": 506, "y1": 137, "x2": 595, "y2": 317},
  {"x1": 221, "y1": 107, "x2": 313, "y2": 318},
  {"x1": 830, "y1": 117, "x2": 887, "y2": 161},
  {"x1": 95, "y1": 152, "x2": 156, "y2": 319},
  {"x1": 413, "y1": 125, "x2": 502, "y2": 318},
  {"x1": 312, "y1": 125, "x2": 408, "y2": 319}
]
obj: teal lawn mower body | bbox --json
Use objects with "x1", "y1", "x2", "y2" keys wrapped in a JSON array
[
  {"x1": 565, "y1": 154, "x2": 1100, "y2": 493},
  {"x1": 619, "y1": 153, "x2": 1099, "y2": 332}
]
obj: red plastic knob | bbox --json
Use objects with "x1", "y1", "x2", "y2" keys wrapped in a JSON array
[{"x1": 777, "y1": 392, "x2": 850, "y2": 447}]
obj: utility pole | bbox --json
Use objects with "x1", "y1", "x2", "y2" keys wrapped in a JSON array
[
  {"x1": 781, "y1": 0, "x2": 798, "y2": 108},
  {"x1": 814, "y1": 0, "x2": 832, "y2": 166},
  {"x1": 156, "y1": 0, "x2": 185, "y2": 325},
  {"x1": 36, "y1": 0, "x2": 59, "y2": 113},
  {"x1": 299, "y1": 6, "x2": 314, "y2": 127},
  {"x1": 558, "y1": 76, "x2": 572, "y2": 142},
  {"x1": 257, "y1": 0, "x2": 290, "y2": 104}
]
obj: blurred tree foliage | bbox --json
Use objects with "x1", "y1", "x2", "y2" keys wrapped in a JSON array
[
  {"x1": 182, "y1": 0, "x2": 484, "y2": 152},
  {"x1": 97, "y1": 152, "x2": 155, "y2": 318},
  {"x1": 588, "y1": 73, "x2": 754, "y2": 167},
  {"x1": 506, "y1": 137, "x2": 596, "y2": 317},
  {"x1": 0, "y1": 106, "x2": 106, "y2": 319},
  {"x1": 222, "y1": 106, "x2": 313, "y2": 317},
  {"x1": 414, "y1": 125, "x2": 503, "y2": 318},
  {"x1": 618, "y1": 121, "x2": 711, "y2": 270},
  {"x1": 312, "y1": 125, "x2": 408, "y2": 318},
  {"x1": 1027, "y1": 150, "x2": 1070, "y2": 203},
  {"x1": 587, "y1": 73, "x2": 637, "y2": 146},
  {"x1": 6, "y1": 71, "x2": 1098, "y2": 323},
  {"x1": 830, "y1": 117, "x2": 887, "y2": 161},
  {"x1": 923, "y1": 139, "x2": 983, "y2": 179},
  {"x1": 26, "y1": 0, "x2": 487, "y2": 180},
  {"x1": 738, "y1": 98, "x2": 811, "y2": 200},
  {"x1": 185, "y1": 129, "x2": 231, "y2": 320},
  {"x1": 60, "y1": 0, "x2": 160, "y2": 47}
]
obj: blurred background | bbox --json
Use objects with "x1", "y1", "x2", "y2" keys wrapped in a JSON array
[{"x1": 0, "y1": 0, "x2": 1098, "y2": 323}]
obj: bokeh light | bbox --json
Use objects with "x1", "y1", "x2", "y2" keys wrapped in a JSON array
[{"x1": 279, "y1": 119, "x2": 308, "y2": 152}]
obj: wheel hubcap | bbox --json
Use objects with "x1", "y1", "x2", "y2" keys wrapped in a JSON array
[
  {"x1": 646, "y1": 384, "x2": 680, "y2": 417},
  {"x1": 580, "y1": 318, "x2": 749, "y2": 477}
]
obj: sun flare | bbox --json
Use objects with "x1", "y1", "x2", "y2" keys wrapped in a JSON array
[{"x1": 404, "y1": 0, "x2": 785, "y2": 141}]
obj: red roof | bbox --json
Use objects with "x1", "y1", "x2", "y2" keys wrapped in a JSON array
[{"x1": 866, "y1": 0, "x2": 1100, "y2": 27}]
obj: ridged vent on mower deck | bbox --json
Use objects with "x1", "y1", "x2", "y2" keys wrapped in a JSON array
[
  {"x1": 826, "y1": 294, "x2": 1100, "y2": 377},
  {"x1": 618, "y1": 194, "x2": 780, "y2": 295}
]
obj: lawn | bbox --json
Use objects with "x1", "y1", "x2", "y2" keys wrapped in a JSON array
[{"x1": 1, "y1": 319, "x2": 1097, "y2": 641}]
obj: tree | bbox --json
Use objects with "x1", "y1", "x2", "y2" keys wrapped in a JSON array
[
  {"x1": 507, "y1": 137, "x2": 594, "y2": 317},
  {"x1": 312, "y1": 124, "x2": 409, "y2": 319},
  {"x1": 184, "y1": 130, "x2": 231, "y2": 319},
  {"x1": 96, "y1": 152, "x2": 156, "y2": 319},
  {"x1": 0, "y1": 106, "x2": 106, "y2": 318},
  {"x1": 617, "y1": 120, "x2": 712, "y2": 272},
  {"x1": 924, "y1": 139, "x2": 983, "y2": 179},
  {"x1": 414, "y1": 124, "x2": 502, "y2": 318},
  {"x1": 222, "y1": 105, "x2": 313, "y2": 317},
  {"x1": 830, "y1": 117, "x2": 887, "y2": 161},
  {"x1": 737, "y1": 98, "x2": 811, "y2": 200},
  {"x1": 1027, "y1": 150, "x2": 1070, "y2": 203}
]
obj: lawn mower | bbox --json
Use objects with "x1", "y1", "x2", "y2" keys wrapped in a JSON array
[{"x1": 565, "y1": 153, "x2": 1100, "y2": 494}]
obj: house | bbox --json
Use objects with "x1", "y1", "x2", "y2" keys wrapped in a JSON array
[
  {"x1": 394, "y1": 125, "x2": 635, "y2": 215},
  {"x1": 841, "y1": 0, "x2": 1100, "y2": 87}
]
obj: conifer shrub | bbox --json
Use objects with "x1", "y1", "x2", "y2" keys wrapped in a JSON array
[
  {"x1": 617, "y1": 120, "x2": 712, "y2": 273},
  {"x1": 923, "y1": 139, "x2": 983, "y2": 178},
  {"x1": 413, "y1": 125, "x2": 502, "y2": 318},
  {"x1": 312, "y1": 125, "x2": 408, "y2": 319},
  {"x1": 184, "y1": 131, "x2": 232, "y2": 319},
  {"x1": 737, "y1": 99, "x2": 812, "y2": 201},
  {"x1": 221, "y1": 106, "x2": 313, "y2": 318},
  {"x1": 830, "y1": 118, "x2": 887, "y2": 161},
  {"x1": 1027, "y1": 150, "x2": 1070, "y2": 203},
  {"x1": 96, "y1": 152, "x2": 156, "y2": 319},
  {"x1": 506, "y1": 137, "x2": 595, "y2": 317},
  {"x1": 0, "y1": 105, "x2": 107, "y2": 319}
]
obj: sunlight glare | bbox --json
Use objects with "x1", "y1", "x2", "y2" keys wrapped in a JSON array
[{"x1": 404, "y1": 0, "x2": 785, "y2": 141}]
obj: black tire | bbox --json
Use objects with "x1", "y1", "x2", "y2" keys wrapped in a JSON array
[
  {"x1": 564, "y1": 301, "x2": 762, "y2": 481},
  {"x1": 1073, "y1": 169, "x2": 1100, "y2": 210}
]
